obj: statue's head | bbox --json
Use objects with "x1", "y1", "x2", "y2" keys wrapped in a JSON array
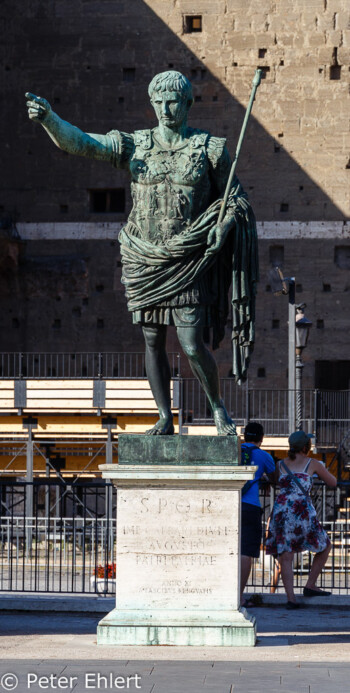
[{"x1": 148, "y1": 71, "x2": 193, "y2": 127}]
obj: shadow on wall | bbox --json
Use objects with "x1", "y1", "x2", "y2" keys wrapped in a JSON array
[{"x1": 1, "y1": 0, "x2": 346, "y2": 222}]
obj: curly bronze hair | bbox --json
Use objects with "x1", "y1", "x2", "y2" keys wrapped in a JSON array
[{"x1": 148, "y1": 71, "x2": 193, "y2": 104}]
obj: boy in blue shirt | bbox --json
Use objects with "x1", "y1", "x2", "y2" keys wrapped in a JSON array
[{"x1": 241, "y1": 421, "x2": 275, "y2": 607}]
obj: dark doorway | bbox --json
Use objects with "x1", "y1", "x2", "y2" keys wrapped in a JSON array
[{"x1": 315, "y1": 361, "x2": 350, "y2": 390}]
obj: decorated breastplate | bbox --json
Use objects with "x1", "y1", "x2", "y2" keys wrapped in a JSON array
[{"x1": 128, "y1": 129, "x2": 212, "y2": 243}]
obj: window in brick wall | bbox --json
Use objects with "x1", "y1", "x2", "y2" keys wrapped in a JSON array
[
  {"x1": 258, "y1": 48, "x2": 267, "y2": 58},
  {"x1": 122, "y1": 68, "x2": 135, "y2": 82},
  {"x1": 257, "y1": 367, "x2": 266, "y2": 378},
  {"x1": 269, "y1": 245, "x2": 284, "y2": 268},
  {"x1": 315, "y1": 360, "x2": 350, "y2": 389},
  {"x1": 317, "y1": 319, "x2": 324, "y2": 329},
  {"x1": 330, "y1": 65, "x2": 341, "y2": 80},
  {"x1": 323, "y1": 283, "x2": 331, "y2": 292},
  {"x1": 89, "y1": 189, "x2": 125, "y2": 213},
  {"x1": 334, "y1": 246, "x2": 350, "y2": 270},
  {"x1": 272, "y1": 319, "x2": 280, "y2": 328},
  {"x1": 330, "y1": 48, "x2": 341, "y2": 80},
  {"x1": 184, "y1": 15, "x2": 202, "y2": 33}
]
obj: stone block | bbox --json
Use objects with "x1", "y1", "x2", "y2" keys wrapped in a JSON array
[
  {"x1": 325, "y1": 29, "x2": 343, "y2": 46},
  {"x1": 118, "y1": 434, "x2": 239, "y2": 466},
  {"x1": 338, "y1": 47, "x2": 350, "y2": 64},
  {"x1": 98, "y1": 453, "x2": 256, "y2": 647}
]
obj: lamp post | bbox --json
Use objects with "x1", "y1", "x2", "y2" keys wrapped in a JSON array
[
  {"x1": 270, "y1": 269, "x2": 312, "y2": 433},
  {"x1": 295, "y1": 303, "x2": 312, "y2": 431},
  {"x1": 269, "y1": 267, "x2": 296, "y2": 433}
]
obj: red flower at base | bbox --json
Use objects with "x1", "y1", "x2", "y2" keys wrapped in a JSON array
[{"x1": 94, "y1": 563, "x2": 116, "y2": 579}]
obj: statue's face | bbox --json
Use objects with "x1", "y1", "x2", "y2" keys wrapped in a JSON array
[{"x1": 151, "y1": 90, "x2": 189, "y2": 128}]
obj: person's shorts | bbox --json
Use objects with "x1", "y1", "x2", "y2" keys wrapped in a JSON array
[{"x1": 241, "y1": 502, "x2": 263, "y2": 559}]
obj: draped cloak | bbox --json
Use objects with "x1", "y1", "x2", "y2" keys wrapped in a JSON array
[{"x1": 119, "y1": 177, "x2": 259, "y2": 383}]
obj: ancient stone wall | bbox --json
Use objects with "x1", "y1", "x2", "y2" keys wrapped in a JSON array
[{"x1": 0, "y1": 0, "x2": 349, "y2": 391}]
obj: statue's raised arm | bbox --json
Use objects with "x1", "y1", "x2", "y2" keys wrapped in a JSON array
[{"x1": 25, "y1": 92, "x2": 113, "y2": 162}]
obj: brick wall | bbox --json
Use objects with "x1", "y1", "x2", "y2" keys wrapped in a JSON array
[{"x1": 0, "y1": 0, "x2": 349, "y2": 390}]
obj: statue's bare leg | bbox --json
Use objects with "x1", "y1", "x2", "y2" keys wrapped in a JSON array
[
  {"x1": 176, "y1": 325, "x2": 236, "y2": 436},
  {"x1": 142, "y1": 325, "x2": 174, "y2": 435}
]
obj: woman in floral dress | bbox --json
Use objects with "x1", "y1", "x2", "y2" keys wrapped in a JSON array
[{"x1": 266, "y1": 430, "x2": 337, "y2": 608}]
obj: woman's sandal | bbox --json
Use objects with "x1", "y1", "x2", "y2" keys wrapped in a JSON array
[{"x1": 303, "y1": 587, "x2": 331, "y2": 597}]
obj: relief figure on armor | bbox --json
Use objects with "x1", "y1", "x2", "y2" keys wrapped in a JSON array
[{"x1": 25, "y1": 71, "x2": 258, "y2": 436}]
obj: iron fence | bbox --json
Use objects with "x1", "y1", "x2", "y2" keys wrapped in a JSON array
[
  {"x1": 247, "y1": 480, "x2": 350, "y2": 594},
  {"x1": 0, "y1": 353, "x2": 349, "y2": 447},
  {"x1": 0, "y1": 480, "x2": 116, "y2": 593},
  {"x1": 1, "y1": 479, "x2": 350, "y2": 594},
  {"x1": 0, "y1": 352, "x2": 181, "y2": 379},
  {"x1": 181, "y1": 378, "x2": 249, "y2": 426},
  {"x1": 181, "y1": 380, "x2": 349, "y2": 447}
]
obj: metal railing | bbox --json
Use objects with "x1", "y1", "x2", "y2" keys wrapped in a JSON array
[
  {"x1": 0, "y1": 352, "x2": 181, "y2": 379},
  {"x1": 0, "y1": 353, "x2": 349, "y2": 447},
  {"x1": 0, "y1": 480, "x2": 116, "y2": 593},
  {"x1": 181, "y1": 380, "x2": 349, "y2": 447},
  {"x1": 247, "y1": 481, "x2": 350, "y2": 594},
  {"x1": 1, "y1": 479, "x2": 350, "y2": 594}
]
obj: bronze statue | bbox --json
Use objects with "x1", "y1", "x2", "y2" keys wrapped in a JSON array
[{"x1": 26, "y1": 71, "x2": 258, "y2": 436}]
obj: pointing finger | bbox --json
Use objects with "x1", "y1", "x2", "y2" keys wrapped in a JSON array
[{"x1": 25, "y1": 92, "x2": 38, "y2": 101}]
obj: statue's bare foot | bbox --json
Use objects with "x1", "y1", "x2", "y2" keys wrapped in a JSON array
[
  {"x1": 213, "y1": 404, "x2": 237, "y2": 436},
  {"x1": 146, "y1": 416, "x2": 174, "y2": 435}
]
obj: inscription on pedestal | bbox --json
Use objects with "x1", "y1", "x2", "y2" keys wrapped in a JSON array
[
  {"x1": 117, "y1": 488, "x2": 240, "y2": 611},
  {"x1": 118, "y1": 434, "x2": 239, "y2": 465}
]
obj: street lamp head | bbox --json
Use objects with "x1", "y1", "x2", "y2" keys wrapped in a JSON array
[{"x1": 295, "y1": 303, "x2": 312, "y2": 349}]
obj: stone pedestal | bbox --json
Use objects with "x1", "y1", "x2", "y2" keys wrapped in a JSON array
[{"x1": 98, "y1": 435, "x2": 257, "y2": 647}]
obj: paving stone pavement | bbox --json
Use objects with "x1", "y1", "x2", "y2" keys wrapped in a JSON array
[
  {"x1": 0, "y1": 660, "x2": 348, "y2": 693},
  {"x1": 0, "y1": 605, "x2": 350, "y2": 692}
]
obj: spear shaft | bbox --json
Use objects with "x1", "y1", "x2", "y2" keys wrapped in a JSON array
[{"x1": 218, "y1": 68, "x2": 262, "y2": 224}]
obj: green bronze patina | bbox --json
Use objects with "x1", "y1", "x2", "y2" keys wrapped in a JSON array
[
  {"x1": 26, "y1": 71, "x2": 258, "y2": 436},
  {"x1": 117, "y1": 433, "x2": 240, "y2": 466}
]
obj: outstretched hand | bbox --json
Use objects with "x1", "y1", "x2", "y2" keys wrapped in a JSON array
[{"x1": 25, "y1": 92, "x2": 51, "y2": 122}]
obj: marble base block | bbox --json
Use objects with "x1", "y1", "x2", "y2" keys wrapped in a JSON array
[{"x1": 98, "y1": 435, "x2": 257, "y2": 647}]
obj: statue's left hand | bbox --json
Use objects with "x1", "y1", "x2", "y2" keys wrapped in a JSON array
[{"x1": 205, "y1": 222, "x2": 230, "y2": 257}]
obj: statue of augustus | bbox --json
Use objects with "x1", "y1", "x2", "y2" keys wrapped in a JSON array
[{"x1": 26, "y1": 71, "x2": 258, "y2": 436}]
